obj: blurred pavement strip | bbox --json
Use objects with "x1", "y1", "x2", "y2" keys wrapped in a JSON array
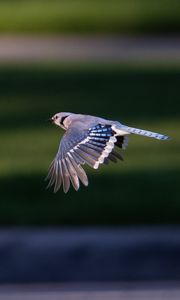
[
  {"x1": 0, "y1": 282, "x2": 180, "y2": 300},
  {"x1": 0, "y1": 228, "x2": 180, "y2": 282},
  {"x1": 0, "y1": 35, "x2": 180, "y2": 63}
]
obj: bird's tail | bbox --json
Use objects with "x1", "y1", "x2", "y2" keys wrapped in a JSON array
[{"x1": 119, "y1": 125, "x2": 170, "y2": 140}]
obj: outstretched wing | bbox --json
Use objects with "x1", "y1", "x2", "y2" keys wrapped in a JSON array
[{"x1": 46, "y1": 124, "x2": 127, "y2": 193}]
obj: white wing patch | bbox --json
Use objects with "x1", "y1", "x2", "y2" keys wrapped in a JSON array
[{"x1": 94, "y1": 135, "x2": 117, "y2": 169}]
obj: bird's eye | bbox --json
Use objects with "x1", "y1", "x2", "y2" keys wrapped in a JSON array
[{"x1": 55, "y1": 116, "x2": 58, "y2": 119}]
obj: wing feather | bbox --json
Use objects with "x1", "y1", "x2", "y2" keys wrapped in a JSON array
[
  {"x1": 78, "y1": 144, "x2": 101, "y2": 158},
  {"x1": 46, "y1": 123, "x2": 124, "y2": 192},
  {"x1": 70, "y1": 150, "x2": 85, "y2": 165},
  {"x1": 65, "y1": 157, "x2": 80, "y2": 191},
  {"x1": 61, "y1": 159, "x2": 70, "y2": 193},
  {"x1": 53, "y1": 160, "x2": 62, "y2": 193},
  {"x1": 73, "y1": 148, "x2": 96, "y2": 168},
  {"x1": 68, "y1": 155, "x2": 88, "y2": 186}
]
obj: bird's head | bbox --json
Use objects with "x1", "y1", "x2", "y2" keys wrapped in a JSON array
[{"x1": 49, "y1": 112, "x2": 71, "y2": 130}]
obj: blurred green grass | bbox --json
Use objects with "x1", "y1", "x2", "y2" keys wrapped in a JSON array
[
  {"x1": 0, "y1": 64, "x2": 179, "y2": 225},
  {"x1": 0, "y1": 0, "x2": 179, "y2": 34}
]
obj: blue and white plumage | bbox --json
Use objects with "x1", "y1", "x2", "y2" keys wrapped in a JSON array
[{"x1": 46, "y1": 112, "x2": 170, "y2": 193}]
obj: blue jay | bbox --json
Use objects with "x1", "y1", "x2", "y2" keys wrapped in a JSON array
[{"x1": 46, "y1": 112, "x2": 170, "y2": 193}]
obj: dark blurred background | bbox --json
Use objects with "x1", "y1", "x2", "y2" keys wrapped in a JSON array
[{"x1": 0, "y1": 0, "x2": 180, "y2": 297}]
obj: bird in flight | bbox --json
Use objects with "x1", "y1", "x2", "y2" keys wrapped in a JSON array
[{"x1": 46, "y1": 112, "x2": 170, "y2": 193}]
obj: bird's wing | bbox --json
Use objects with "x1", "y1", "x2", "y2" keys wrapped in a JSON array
[{"x1": 46, "y1": 123, "x2": 126, "y2": 193}]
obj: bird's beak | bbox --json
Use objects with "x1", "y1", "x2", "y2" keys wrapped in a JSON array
[{"x1": 48, "y1": 118, "x2": 54, "y2": 123}]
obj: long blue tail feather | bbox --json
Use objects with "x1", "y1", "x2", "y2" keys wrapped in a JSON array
[{"x1": 121, "y1": 126, "x2": 170, "y2": 140}]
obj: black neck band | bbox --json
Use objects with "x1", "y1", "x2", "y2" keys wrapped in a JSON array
[{"x1": 60, "y1": 115, "x2": 68, "y2": 126}]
